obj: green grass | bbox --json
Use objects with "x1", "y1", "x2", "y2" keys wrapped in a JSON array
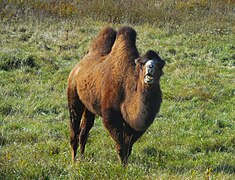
[{"x1": 0, "y1": 1, "x2": 235, "y2": 179}]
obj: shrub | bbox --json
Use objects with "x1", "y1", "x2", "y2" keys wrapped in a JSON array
[
  {"x1": 0, "y1": 0, "x2": 234, "y2": 33},
  {"x1": 0, "y1": 54, "x2": 37, "y2": 71}
]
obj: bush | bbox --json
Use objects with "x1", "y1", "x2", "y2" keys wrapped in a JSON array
[
  {"x1": 0, "y1": 0, "x2": 234, "y2": 33},
  {"x1": 0, "y1": 53, "x2": 37, "y2": 71}
]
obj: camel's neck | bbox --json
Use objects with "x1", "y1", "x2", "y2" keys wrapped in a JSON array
[{"x1": 121, "y1": 78, "x2": 162, "y2": 132}]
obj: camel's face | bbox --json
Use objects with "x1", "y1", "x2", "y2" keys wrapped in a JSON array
[
  {"x1": 144, "y1": 60, "x2": 157, "y2": 85},
  {"x1": 135, "y1": 56, "x2": 165, "y2": 86}
]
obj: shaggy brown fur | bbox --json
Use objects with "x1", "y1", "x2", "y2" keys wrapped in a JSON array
[{"x1": 67, "y1": 26, "x2": 165, "y2": 166}]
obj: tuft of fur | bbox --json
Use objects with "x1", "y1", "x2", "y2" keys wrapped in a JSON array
[
  {"x1": 144, "y1": 50, "x2": 166, "y2": 69},
  {"x1": 144, "y1": 50, "x2": 160, "y2": 59}
]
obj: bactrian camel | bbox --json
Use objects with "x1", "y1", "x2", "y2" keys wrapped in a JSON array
[{"x1": 67, "y1": 26, "x2": 165, "y2": 166}]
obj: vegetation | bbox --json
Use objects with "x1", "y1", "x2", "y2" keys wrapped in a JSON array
[{"x1": 0, "y1": 0, "x2": 234, "y2": 179}]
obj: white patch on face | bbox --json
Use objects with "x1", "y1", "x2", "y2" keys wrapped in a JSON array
[{"x1": 144, "y1": 60, "x2": 157, "y2": 84}]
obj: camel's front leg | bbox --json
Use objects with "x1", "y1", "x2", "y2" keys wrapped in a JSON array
[
  {"x1": 101, "y1": 108, "x2": 127, "y2": 165},
  {"x1": 122, "y1": 126, "x2": 145, "y2": 166},
  {"x1": 120, "y1": 134, "x2": 133, "y2": 166}
]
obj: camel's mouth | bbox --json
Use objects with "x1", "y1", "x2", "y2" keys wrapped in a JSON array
[{"x1": 144, "y1": 74, "x2": 154, "y2": 84}]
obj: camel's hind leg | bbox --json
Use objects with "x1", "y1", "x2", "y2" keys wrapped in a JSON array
[
  {"x1": 79, "y1": 109, "x2": 95, "y2": 156},
  {"x1": 67, "y1": 87, "x2": 85, "y2": 163}
]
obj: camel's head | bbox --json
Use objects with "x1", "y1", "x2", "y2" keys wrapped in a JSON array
[{"x1": 135, "y1": 50, "x2": 165, "y2": 86}]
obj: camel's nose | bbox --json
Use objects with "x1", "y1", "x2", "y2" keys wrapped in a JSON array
[
  {"x1": 148, "y1": 68, "x2": 154, "y2": 74},
  {"x1": 145, "y1": 60, "x2": 156, "y2": 75}
]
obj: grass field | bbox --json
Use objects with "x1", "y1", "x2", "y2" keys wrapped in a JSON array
[{"x1": 0, "y1": 1, "x2": 235, "y2": 179}]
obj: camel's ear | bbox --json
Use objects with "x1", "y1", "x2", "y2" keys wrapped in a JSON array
[
  {"x1": 159, "y1": 60, "x2": 166, "y2": 69},
  {"x1": 135, "y1": 58, "x2": 143, "y2": 66}
]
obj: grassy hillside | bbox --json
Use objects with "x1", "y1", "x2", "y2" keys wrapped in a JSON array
[
  {"x1": 0, "y1": 1, "x2": 235, "y2": 179},
  {"x1": 1, "y1": 0, "x2": 234, "y2": 32}
]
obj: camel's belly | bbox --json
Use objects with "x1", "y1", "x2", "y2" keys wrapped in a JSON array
[{"x1": 76, "y1": 76, "x2": 102, "y2": 117}]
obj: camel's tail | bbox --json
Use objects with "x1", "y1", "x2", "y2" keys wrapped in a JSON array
[{"x1": 89, "y1": 27, "x2": 117, "y2": 56}]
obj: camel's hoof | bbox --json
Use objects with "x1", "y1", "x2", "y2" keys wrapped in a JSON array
[{"x1": 121, "y1": 158, "x2": 129, "y2": 168}]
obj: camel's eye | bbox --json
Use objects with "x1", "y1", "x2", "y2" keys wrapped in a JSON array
[
  {"x1": 135, "y1": 58, "x2": 144, "y2": 70},
  {"x1": 159, "y1": 60, "x2": 165, "y2": 69}
]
